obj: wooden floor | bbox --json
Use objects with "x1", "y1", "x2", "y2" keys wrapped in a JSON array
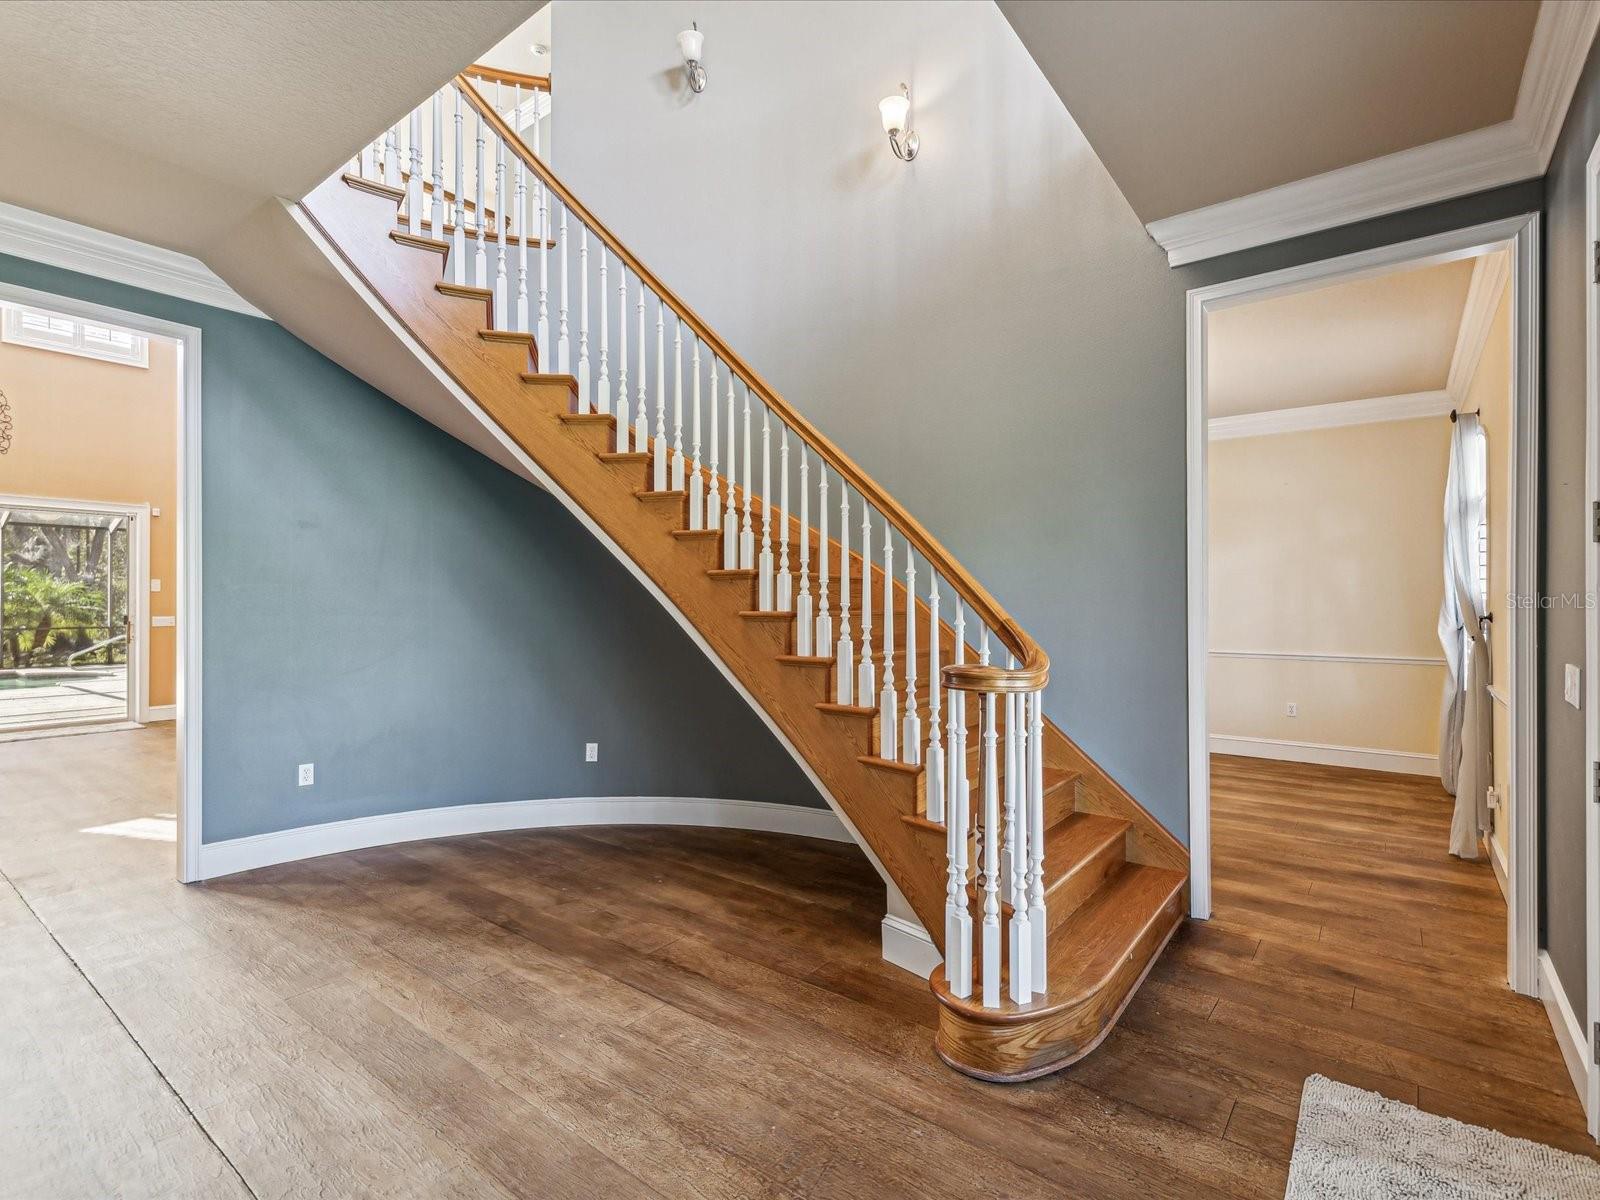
[{"x1": 0, "y1": 732, "x2": 1590, "y2": 1199}]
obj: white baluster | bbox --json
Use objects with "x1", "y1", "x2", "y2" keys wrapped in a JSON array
[
  {"x1": 758, "y1": 410, "x2": 774, "y2": 610},
  {"x1": 616, "y1": 269, "x2": 630, "y2": 452},
  {"x1": 596, "y1": 247, "x2": 610, "y2": 413},
  {"x1": 557, "y1": 206, "x2": 570, "y2": 373},
  {"x1": 707, "y1": 357, "x2": 720, "y2": 533},
  {"x1": 450, "y1": 90, "x2": 465, "y2": 285},
  {"x1": 407, "y1": 111, "x2": 423, "y2": 234},
  {"x1": 652, "y1": 298, "x2": 667, "y2": 489},
  {"x1": 577, "y1": 227, "x2": 590, "y2": 403},
  {"x1": 945, "y1": 638, "x2": 972, "y2": 1001},
  {"x1": 796, "y1": 448, "x2": 812, "y2": 656},
  {"x1": 1028, "y1": 688, "x2": 1048, "y2": 993},
  {"x1": 360, "y1": 136, "x2": 375, "y2": 181},
  {"x1": 815, "y1": 466, "x2": 832, "y2": 660},
  {"x1": 689, "y1": 338, "x2": 704, "y2": 528},
  {"x1": 514, "y1": 138, "x2": 529, "y2": 334},
  {"x1": 981, "y1": 678, "x2": 1001, "y2": 1010},
  {"x1": 384, "y1": 123, "x2": 401, "y2": 188},
  {"x1": 1002, "y1": 674, "x2": 1018, "y2": 899},
  {"x1": 1009, "y1": 678, "x2": 1033, "y2": 1003},
  {"x1": 723, "y1": 373, "x2": 738, "y2": 568},
  {"x1": 857, "y1": 506, "x2": 875, "y2": 704},
  {"x1": 740, "y1": 387, "x2": 755, "y2": 570},
  {"x1": 536, "y1": 114, "x2": 549, "y2": 359},
  {"x1": 671, "y1": 319, "x2": 685, "y2": 491},
  {"x1": 473, "y1": 106, "x2": 487, "y2": 288},
  {"x1": 925, "y1": 580, "x2": 943, "y2": 822},
  {"x1": 493, "y1": 108, "x2": 508, "y2": 330},
  {"x1": 947, "y1": 602, "x2": 968, "y2": 847},
  {"x1": 777, "y1": 428, "x2": 792, "y2": 611},
  {"x1": 879, "y1": 529, "x2": 897, "y2": 760},
  {"x1": 836, "y1": 486, "x2": 853, "y2": 705},
  {"x1": 635, "y1": 283, "x2": 648, "y2": 455},
  {"x1": 431, "y1": 90, "x2": 445, "y2": 234},
  {"x1": 903, "y1": 555, "x2": 921, "y2": 765}
]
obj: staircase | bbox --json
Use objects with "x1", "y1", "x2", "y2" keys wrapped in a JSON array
[{"x1": 300, "y1": 70, "x2": 1188, "y2": 1082}]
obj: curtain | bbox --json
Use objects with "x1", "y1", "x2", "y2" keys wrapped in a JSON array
[{"x1": 1437, "y1": 414, "x2": 1491, "y2": 859}]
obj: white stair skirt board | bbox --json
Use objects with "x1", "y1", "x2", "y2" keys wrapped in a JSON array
[
  {"x1": 1209, "y1": 734, "x2": 1437, "y2": 777},
  {"x1": 195, "y1": 796, "x2": 851, "y2": 880},
  {"x1": 1539, "y1": 950, "x2": 1593, "y2": 1113},
  {"x1": 1285, "y1": 1074, "x2": 1600, "y2": 1198},
  {"x1": 881, "y1": 912, "x2": 941, "y2": 980}
]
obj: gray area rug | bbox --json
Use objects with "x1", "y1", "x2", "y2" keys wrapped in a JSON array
[{"x1": 1286, "y1": 1075, "x2": 1600, "y2": 1198}]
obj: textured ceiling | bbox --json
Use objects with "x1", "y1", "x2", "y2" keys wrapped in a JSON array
[{"x1": 998, "y1": 0, "x2": 1539, "y2": 223}]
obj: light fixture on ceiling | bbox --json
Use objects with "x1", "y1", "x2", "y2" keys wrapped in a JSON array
[
  {"x1": 879, "y1": 83, "x2": 918, "y2": 162},
  {"x1": 678, "y1": 22, "x2": 707, "y2": 94}
]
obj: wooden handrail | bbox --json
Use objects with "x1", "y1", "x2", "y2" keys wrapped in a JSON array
[
  {"x1": 466, "y1": 64, "x2": 551, "y2": 93},
  {"x1": 453, "y1": 76, "x2": 1047, "y2": 694}
]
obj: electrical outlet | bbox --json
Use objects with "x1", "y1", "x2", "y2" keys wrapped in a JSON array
[
  {"x1": 297, "y1": 763, "x2": 315, "y2": 787},
  {"x1": 1285, "y1": 702, "x2": 1298, "y2": 718},
  {"x1": 584, "y1": 742, "x2": 599, "y2": 763}
]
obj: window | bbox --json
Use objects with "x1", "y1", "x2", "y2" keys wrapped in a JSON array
[{"x1": 1, "y1": 304, "x2": 149, "y2": 367}]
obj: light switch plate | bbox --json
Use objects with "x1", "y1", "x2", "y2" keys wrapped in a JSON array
[
  {"x1": 151, "y1": 615, "x2": 176, "y2": 628},
  {"x1": 1565, "y1": 664, "x2": 1582, "y2": 710},
  {"x1": 150, "y1": 578, "x2": 162, "y2": 593}
]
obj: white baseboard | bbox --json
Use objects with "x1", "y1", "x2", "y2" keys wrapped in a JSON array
[
  {"x1": 143, "y1": 705, "x2": 176, "y2": 723},
  {"x1": 881, "y1": 912, "x2": 941, "y2": 979},
  {"x1": 195, "y1": 795, "x2": 850, "y2": 881},
  {"x1": 1209, "y1": 734, "x2": 1438, "y2": 777},
  {"x1": 1488, "y1": 830, "x2": 1510, "y2": 902},
  {"x1": 1539, "y1": 950, "x2": 1592, "y2": 1114}
]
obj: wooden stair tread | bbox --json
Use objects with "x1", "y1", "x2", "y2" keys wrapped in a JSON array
[
  {"x1": 390, "y1": 230, "x2": 449, "y2": 253},
  {"x1": 1042, "y1": 811, "x2": 1127, "y2": 876},
  {"x1": 934, "y1": 863, "x2": 1184, "y2": 1020},
  {"x1": 343, "y1": 173, "x2": 404, "y2": 201},
  {"x1": 436, "y1": 282, "x2": 492, "y2": 301},
  {"x1": 670, "y1": 528, "x2": 720, "y2": 540},
  {"x1": 480, "y1": 329, "x2": 535, "y2": 344},
  {"x1": 600, "y1": 452, "x2": 651, "y2": 463}
]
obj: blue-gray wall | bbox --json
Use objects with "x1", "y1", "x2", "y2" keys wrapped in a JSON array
[
  {"x1": 0, "y1": 251, "x2": 822, "y2": 842},
  {"x1": 553, "y1": 0, "x2": 1541, "y2": 844},
  {"x1": 1538, "y1": 33, "x2": 1600, "y2": 1019}
]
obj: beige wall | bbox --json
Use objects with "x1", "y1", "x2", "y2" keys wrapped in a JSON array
[
  {"x1": 1209, "y1": 417, "x2": 1451, "y2": 759},
  {"x1": 1471, "y1": 282, "x2": 1514, "y2": 867},
  {"x1": 0, "y1": 334, "x2": 179, "y2": 708}
]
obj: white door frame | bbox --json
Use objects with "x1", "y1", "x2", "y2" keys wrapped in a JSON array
[
  {"x1": 1582, "y1": 131, "x2": 1600, "y2": 1138},
  {"x1": 0, "y1": 492, "x2": 149, "y2": 723},
  {"x1": 1185, "y1": 215, "x2": 1543, "y2": 1000},
  {"x1": 0, "y1": 280, "x2": 203, "y2": 884}
]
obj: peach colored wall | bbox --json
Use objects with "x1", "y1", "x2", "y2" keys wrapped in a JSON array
[
  {"x1": 1209, "y1": 417, "x2": 1451, "y2": 758},
  {"x1": 0, "y1": 334, "x2": 179, "y2": 708}
]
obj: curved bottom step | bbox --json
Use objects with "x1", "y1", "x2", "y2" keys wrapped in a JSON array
[{"x1": 929, "y1": 862, "x2": 1186, "y2": 1082}]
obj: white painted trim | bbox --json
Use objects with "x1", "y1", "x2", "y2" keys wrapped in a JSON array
[
  {"x1": 0, "y1": 719, "x2": 143, "y2": 744},
  {"x1": 283, "y1": 200, "x2": 908, "y2": 932},
  {"x1": 1489, "y1": 828, "x2": 1510, "y2": 901},
  {"x1": 0, "y1": 201, "x2": 263, "y2": 318},
  {"x1": 0, "y1": 492, "x2": 150, "y2": 725},
  {"x1": 1540, "y1": 950, "x2": 1593, "y2": 1119},
  {"x1": 143, "y1": 705, "x2": 176, "y2": 723},
  {"x1": 1448, "y1": 251, "x2": 1513, "y2": 403},
  {"x1": 1489, "y1": 685, "x2": 1511, "y2": 708},
  {"x1": 1149, "y1": 2, "x2": 1598, "y2": 265},
  {"x1": 1209, "y1": 734, "x2": 1437, "y2": 777},
  {"x1": 0, "y1": 281, "x2": 208, "y2": 888},
  {"x1": 1583, "y1": 126, "x2": 1600, "y2": 1139},
  {"x1": 1209, "y1": 649, "x2": 1445, "y2": 667},
  {"x1": 1207, "y1": 390, "x2": 1452, "y2": 440},
  {"x1": 881, "y1": 913, "x2": 942, "y2": 979},
  {"x1": 194, "y1": 796, "x2": 849, "y2": 880},
  {"x1": 1187, "y1": 216, "x2": 1541, "y2": 970}
]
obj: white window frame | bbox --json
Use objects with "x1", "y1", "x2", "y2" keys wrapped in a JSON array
[{"x1": 1, "y1": 302, "x2": 150, "y2": 367}]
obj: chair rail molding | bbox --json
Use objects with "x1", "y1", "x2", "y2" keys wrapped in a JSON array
[
  {"x1": 1148, "y1": 0, "x2": 1599, "y2": 266},
  {"x1": 0, "y1": 201, "x2": 264, "y2": 318}
]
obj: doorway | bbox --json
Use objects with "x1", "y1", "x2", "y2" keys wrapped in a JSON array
[
  {"x1": 0, "y1": 498, "x2": 147, "y2": 733},
  {"x1": 1186, "y1": 215, "x2": 1541, "y2": 997}
]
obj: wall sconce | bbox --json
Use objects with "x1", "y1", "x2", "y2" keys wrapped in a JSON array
[
  {"x1": 678, "y1": 23, "x2": 707, "y2": 94},
  {"x1": 879, "y1": 84, "x2": 919, "y2": 162}
]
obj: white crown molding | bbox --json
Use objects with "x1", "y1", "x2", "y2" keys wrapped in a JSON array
[
  {"x1": 1447, "y1": 249, "x2": 1513, "y2": 402},
  {"x1": 1207, "y1": 388, "x2": 1452, "y2": 439},
  {"x1": 1149, "y1": 0, "x2": 1600, "y2": 266},
  {"x1": 194, "y1": 794, "x2": 850, "y2": 880},
  {"x1": 0, "y1": 201, "x2": 264, "y2": 318}
]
